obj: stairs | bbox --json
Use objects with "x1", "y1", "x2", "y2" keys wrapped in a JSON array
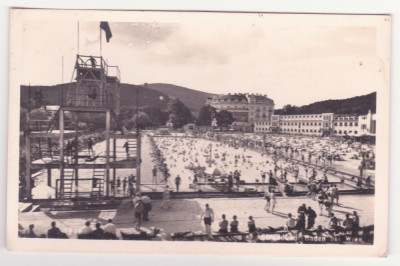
[
  {"x1": 127, "y1": 139, "x2": 137, "y2": 156},
  {"x1": 91, "y1": 169, "x2": 105, "y2": 197},
  {"x1": 62, "y1": 169, "x2": 74, "y2": 199}
]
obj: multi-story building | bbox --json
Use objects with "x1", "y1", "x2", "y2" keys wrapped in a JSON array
[
  {"x1": 255, "y1": 113, "x2": 334, "y2": 136},
  {"x1": 332, "y1": 114, "x2": 359, "y2": 136},
  {"x1": 358, "y1": 110, "x2": 376, "y2": 136},
  {"x1": 206, "y1": 93, "x2": 274, "y2": 127},
  {"x1": 254, "y1": 111, "x2": 376, "y2": 137}
]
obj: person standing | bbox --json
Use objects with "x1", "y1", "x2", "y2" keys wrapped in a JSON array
[
  {"x1": 142, "y1": 195, "x2": 152, "y2": 221},
  {"x1": 123, "y1": 141, "x2": 129, "y2": 158},
  {"x1": 87, "y1": 137, "x2": 94, "y2": 156},
  {"x1": 306, "y1": 206, "x2": 317, "y2": 229},
  {"x1": 175, "y1": 175, "x2": 181, "y2": 192},
  {"x1": 200, "y1": 204, "x2": 215, "y2": 239},
  {"x1": 152, "y1": 166, "x2": 158, "y2": 184},
  {"x1": 353, "y1": 211, "x2": 360, "y2": 229},
  {"x1": 295, "y1": 213, "x2": 306, "y2": 232},
  {"x1": 270, "y1": 189, "x2": 277, "y2": 214},
  {"x1": 133, "y1": 198, "x2": 145, "y2": 231},
  {"x1": 366, "y1": 175, "x2": 372, "y2": 188},
  {"x1": 161, "y1": 185, "x2": 171, "y2": 209},
  {"x1": 264, "y1": 189, "x2": 271, "y2": 212},
  {"x1": 122, "y1": 177, "x2": 127, "y2": 195},
  {"x1": 261, "y1": 171, "x2": 266, "y2": 184}
]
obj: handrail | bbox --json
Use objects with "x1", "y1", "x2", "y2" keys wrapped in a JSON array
[{"x1": 76, "y1": 54, "x2": 108, "y2": 75}]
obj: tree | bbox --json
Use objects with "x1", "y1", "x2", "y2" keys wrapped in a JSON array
[
  {"x1": 197, "y1": 105, "x2": 217, "y2": 126},
  {"x1": 282, "y1": 104, "x2": 298, "y2": 115},
  {"x1": 166, "y1": 98, "x2": 193, "y2": 129},
  {"x1": 29, "y1": 109, "x2": 48, "y2": 120},
  {"x1": 32, "y1": 89, "x2": 48, "y2": 109},
  {"x1": 142, "y1": 106, "x2": 169, "y2": 127},
  {"x1": 216, "y1": 110, "x2": 234, "y2": 127},
  {"x1": 131, "y1": 111, "x2": 152, "y2": 129}
]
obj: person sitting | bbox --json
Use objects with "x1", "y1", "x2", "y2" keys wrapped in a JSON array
[
  {"x1": 25, "y1": 224, "x2": 37, "y2": 238},
  {"x1": 248, "y1": 216, "x2": 256, "y2": 233},
  {"x1": 103, "y1": 219, "x2": 118, "y2": 239},
  {"x1": 218, "y1": 214, "x2": 229, "y2": 234},
  {"x1": 91, "y1": 223, "x2": 104, "y2": 239},
  {"x1": 47, "y1": 221, "x2": 67, "y2": 239},
  {"x1": 285, "y1": 213, "x2": 297, "y2": 231},
  {"x1": 230, "y1": 215, "x2": 239, "y2": 233},
  {"x1": 328, "y1": 213, "x2": 341, "y2": 231},
  {"x1": 342, "y1": 213, "x2": 354, "y2": 232},
  {"x1": 78, "y1": 221, "x2": 93, "y2": 239}
]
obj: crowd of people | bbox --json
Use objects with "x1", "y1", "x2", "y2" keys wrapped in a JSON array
[{"x1": 195, "y1": 202, "x2": 369, "y2": 243}]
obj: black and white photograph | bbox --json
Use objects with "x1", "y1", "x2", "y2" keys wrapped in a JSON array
[{"x1": 7, "y1": 9, "x2": 391, "y2": 256}]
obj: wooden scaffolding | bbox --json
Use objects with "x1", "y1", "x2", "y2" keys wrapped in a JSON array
[{"x1": 24, "y1": 54, "x2": 141, "y2": 200}]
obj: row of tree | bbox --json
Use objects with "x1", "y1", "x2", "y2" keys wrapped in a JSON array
[
  {"x1": 115, "y1": 98, "x2": 235, "y2": 129},
  {"x1": 20, "y1": 97, "x2": 236, "y2": 132}
]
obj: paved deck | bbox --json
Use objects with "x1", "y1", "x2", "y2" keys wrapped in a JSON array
[{"x1": 19, "y1": 194, "x2": 374, "y2": 239}]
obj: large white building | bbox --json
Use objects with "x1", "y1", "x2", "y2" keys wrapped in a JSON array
[
  {"x1": 206, "y1": 93, "x2": 275, "y2": 127},
  {"x1": 254, "y1": 110, "x2": 376, "y2": 137}
]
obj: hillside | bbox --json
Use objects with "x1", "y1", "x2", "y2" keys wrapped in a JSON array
[
  {"x1": 20, "y1": 83, "x2": 211, "y2": 116},
  {"x1": 143, "y1": 83, "x2": 215, "y2": 116},
  {"x1": 274, "y1": 92, "x2": 376, "y2": 115},
  {"x1": 20, "y1": 83, "x2": 171, "y2": 110}
]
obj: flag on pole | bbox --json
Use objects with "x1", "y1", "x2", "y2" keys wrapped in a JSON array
[{"x1": 100, "y1": 21, "x2": 112, "y2": 42}]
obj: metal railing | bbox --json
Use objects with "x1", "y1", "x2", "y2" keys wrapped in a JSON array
[{"x1": 63, "y1": 92, "x2": 113, "y2": 108}]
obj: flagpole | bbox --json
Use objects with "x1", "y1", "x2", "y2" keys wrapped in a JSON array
[
  {"x1": 100, "y1": 26, "x2": 102, "y2": 57},
  {"x1": 62, "y1": 56, "x2": 64, "y2": 83},
  {"x1": 77, "y1": 21, "x2": 80, "y2": 54}
]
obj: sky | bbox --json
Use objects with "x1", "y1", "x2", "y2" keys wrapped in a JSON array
[{"x1": 15, "y1": 12, "x2": 384, "y2": 108}]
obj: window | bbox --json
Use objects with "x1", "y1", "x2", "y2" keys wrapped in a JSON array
[
  {"x1": 355, "y1": 131, "x2": 358, "y2": 134},
  {"x1": 334, "y1": 130, "x2": 337, "y2": 134},
  {"x1": 339, "y1": 123, "x2": 343, "y2": 126},
  {"x1": 344, "y1": 123, "x2": 348, "y2": 126},
  {"x1": 350, "y1": 122, "x2": 353, "y2": 126},
  {"x1": 334, "y1": 122, "x2": 337, "y2": 126},
  {"x1": 355, "y1": 122, "x2": 358, "y2": 126},
  {"x1": 339, "y1": 130, "x2": 342, "y2": 134}
]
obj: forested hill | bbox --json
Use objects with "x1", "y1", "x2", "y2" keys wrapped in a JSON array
[
  {"x1": 143, "y1": 83, "x2": 215, "y2": 117},
  {"x1": 20, "y1": 83, "x2": 171, "y2": 110},
  {"x1": 274, "y1": 92, "x2": 376, "y2": 115},
  {"x1": 20, "y1": 82, "x2": 212, "y2": 116}
]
